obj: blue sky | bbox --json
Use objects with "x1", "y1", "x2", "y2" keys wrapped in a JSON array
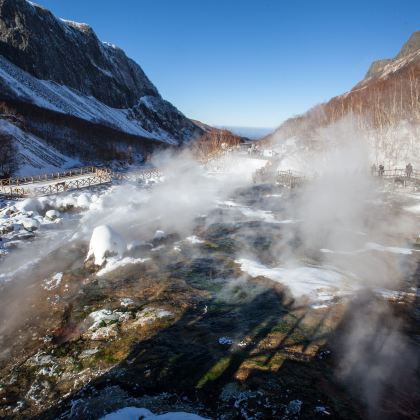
[{"x1": 36, "y1": 0, "x2": 420, "y2": 128}]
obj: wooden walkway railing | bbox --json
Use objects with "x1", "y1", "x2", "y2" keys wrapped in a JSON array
[
  {"x1": 113, "y1": 168, "x2": 162, "y2": 182},
  {"x1": 255, "y1": 167, "x2": 420, "y2": 188},
  {"x1": 378, "y1": 168, "x2": 420, "y2": 180},
  {"x1": 1, "y1": 158, "x2": 418, "y2": 198},
  {"x1": 0, "y1": 166, "x2": 99, "y2": 187},
  {"x1": 0, "y1": 166, "x2": 164, "y2": 198},
  {"x1": 0, "y1": 167, "x2": 112, "y2": 198}
]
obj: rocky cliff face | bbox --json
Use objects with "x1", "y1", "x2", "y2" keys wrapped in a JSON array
[
  {"x1": 356, "y1": 30, "x2": 420, "y2": 88},
  {"x1": 0, "y1": 0, "x2": 158, "y2": 108},
  {"x1": 0, "y1": 0, "x2": 203, "y2": 174}
]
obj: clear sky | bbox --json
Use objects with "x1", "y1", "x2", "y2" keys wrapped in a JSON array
[{"x1": 35, "y1": 0, "x2": 420, "y2": 128}]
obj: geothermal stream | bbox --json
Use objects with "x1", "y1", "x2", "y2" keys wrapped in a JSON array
[{"x1": 0, "y1": 150, "x2": 419, "y2": 419}]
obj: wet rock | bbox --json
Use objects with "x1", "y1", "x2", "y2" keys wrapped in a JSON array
[
  {"x1": 314, "y1": 405, "x2": 330, "y2": 416},
  {"x1": 285, "y1": 399, "x2": 302, "y2": 416},
  {"x1": 0, "y1": 223, "x2": 13, "y2": 234},
  {"x1": 218, "y1": 337, "x2": 233, "y2": 346}
]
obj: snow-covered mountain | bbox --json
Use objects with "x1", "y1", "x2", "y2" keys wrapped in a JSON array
[
  {"x1": 263, "y1": 30, "x2": 420, "y2": 168},
  {"x1": 0, "y1": 0, "x2": 203, "y2": 175}
]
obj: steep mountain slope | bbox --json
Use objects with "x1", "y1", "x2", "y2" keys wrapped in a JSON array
[
  {"x1": 0, "y1": 0, "x2": 203, "y2": 175},
  {"x1": 264, "y1": 30, "x2": 420, "y2": 168}
]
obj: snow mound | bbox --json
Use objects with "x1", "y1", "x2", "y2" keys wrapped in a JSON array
[
  {"x1": 45, "y1": 210, "x2": 60, "y2": 220},
  {"x1": 15, "y1": 198, "x2": 44, "y2": 214},
  {"x1": 86, "y1": 225, "x2": 126, "y2": 266},
  {"x1": 153, "y1": 230, "x2": 166, "y2": 240}
]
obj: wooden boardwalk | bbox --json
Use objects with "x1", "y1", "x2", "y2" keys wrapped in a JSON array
[
  {"x1": 1, "y1": 158, "x2": 419, "y2": 199},
  {"x1": 0, "y1": 167, "x2": 113, "y2": 198},
  {"x1": 378, "y1": 168, "x2": 420, "y2": 185},
  {"x1": 254, "y1": 166, "x2": 420, "y2": 188}
]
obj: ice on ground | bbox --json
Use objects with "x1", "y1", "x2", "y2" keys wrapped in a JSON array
[
  {"x1": 87, "y1": 309, "x2": 128, "y2": 330},
  {"x1": 43, "y1": 272, "x2": 63, "y2": 291},
  {"x1": 321, "y1": 242, "x2": 415, "y2": 256},
  {"x1": 101, "y1": 407, "x2": 208, "y2": 420},
  {"x1": 237, "y1": 258, "x2": 356, "y2": 302},
  {"x1": 96, "y1": 257, "x2": 150, "y2": 277},
  {"x1": 120, "y1": 298, "x2": 134, "y2": 307},
  {"x1": 239, "y1": 207, "x2": 280, "y2": 224},
  {"x1": 185, "y1": 235, "x2": 204, "y2": 244},
  {"x1": 86, "y1": 225, "x2": 126, "y2": 266},
  {"x1": 404, "y1": 203, "x2": 420, "y2": 214},
  {"x1": 374, "y1": 288, "x2": 414, "y2": 301},
  {"x1": 365, "y1": 242, "x2": 414, "y2": 255},
  {"x1": 218, "y1": 200, "x2": 300, "y2": 225},
  {"x1": 133, "y1": 307, "x2": 174, "y2": 327}
]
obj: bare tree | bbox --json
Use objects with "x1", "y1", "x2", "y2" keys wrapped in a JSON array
[{"x1": 0, "y1": 133, "x2": 18, "y2": 178}]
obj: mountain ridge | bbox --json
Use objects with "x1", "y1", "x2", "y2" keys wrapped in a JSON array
[
  {"x1": 0, "y1": 0, "x2": 207, "y2": 175},
  {"x1": 263, "y1": 29, "x2": 420, "y2": 167}
]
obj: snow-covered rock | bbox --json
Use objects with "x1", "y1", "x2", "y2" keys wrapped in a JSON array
[
  {"x1": 45, "y1": 209, "x2": 60, "y2": 220},
  {"x1": 153, "y1": 230, "x2": 166, "y2": 241},
  {"x1": 21, "y1": 218, "x2": 40, "y2": 232},
  {"x1": 86, "y1": 225, "x2": 126, "y2": 266},
  {"x1": 87, "y1": 309, "x2": 121, "y2": 331},
  {"x1": 15, "y1": 198, "x2": 43, "y2": 214}
]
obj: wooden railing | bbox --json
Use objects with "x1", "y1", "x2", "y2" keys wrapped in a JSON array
[
  {"x1": 0, "y1": 167, "x2": 113, "y2": 198},
  {"x1": 113, "y1": 168, "x2": 162, "y2": 182},
  {"x1": 1, "y1": 160, "x2": 418, "y2": 199},
  {"x1": 376, "y1": 168, "x2": 420, "y2": 179},
  {"x1": 0, "y1": 166, "x2": 101, "y2": 187}
]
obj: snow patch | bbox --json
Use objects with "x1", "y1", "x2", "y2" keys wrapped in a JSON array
[
  {"x1": 96, "y1": 256, "x2": 150, "y2": 277},
  {"x1": 237, "y1": 257, "x2": 355, "y2": 302}
]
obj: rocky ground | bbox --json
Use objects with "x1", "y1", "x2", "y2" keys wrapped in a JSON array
[{"x1": 0, "y1": 178, "x2": 419, "y2": 419}]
